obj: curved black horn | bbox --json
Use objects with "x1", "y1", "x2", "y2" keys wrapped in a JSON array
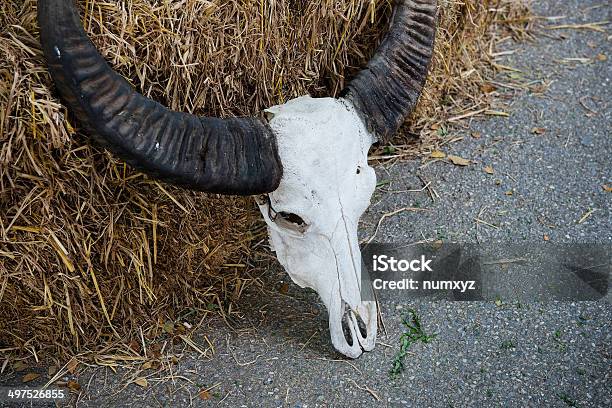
[
  {"x1": 341, "y1": 0, "x2": 438, "y2": 143},
  {"x1": 39, "y1": 0, "x2": 282, "y2": 195}
]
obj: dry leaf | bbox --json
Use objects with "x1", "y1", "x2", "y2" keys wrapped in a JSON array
[
  {"x1": 431, "y1": 150, "x2": 446, "y2": 159},
  {"x1": 596, "y1": 53, "x2": 607, "y2": 61},
  {"x1": 543, "y1": 234, "x2": 550, "y2": 241},
  {"x1": 279, "y1": 283, "x2": 289, "y2": 294},
  {"x1": 22, "y1": 373, "x2": 40, "y2": 383},
  {"x1": 67, "y1": 358, "x2": 79, "y2": 374},
  {"x1": 13, "y1": 361, "x2": 28, "y2": 372},
  {"x1": 162, "y1": 321, "x2": 175, "y2": 335},
  {"x1": 530, "y1": 84, "x2": 548, "y2": 94},
  {"x1": 129, "y1": 340, "x2": 141, "y2": 353},
  {"x1": 134, "y1": 377, "x2": 148, "y2": 388},
  {"x1": 199, "y1": 390, "x2": 211, "y2": 400},
  {"x1": 483, "y1": 166, "x2": 494, "y2": 174},
  {"x1": 67, "y1": 380, "x2": 81, "y2": 391},
  {"x1": 505, "y1": 190, "x2": 514, "y2": 196},
  {"x1": 448, "y1": 155, "x2": 470, "y2": 166},
  {"x1": 150, "y1": 345, "x2": 162, "y2": 359},
  {"x1": 531, "y1": 127, "x2": 546, "y2": 135},
  {"x1": 471, "y1": 132, "x2": 482, "y2": 139},
  {"x1": 603, "y1": 184, "x2": 612, "y2": 192},
  {"x1": 480, "y1": 83, "x2": 497, "y2": 93},
  {"x1": 142, "y1": 361, "x2": 153, "y2": 370}
]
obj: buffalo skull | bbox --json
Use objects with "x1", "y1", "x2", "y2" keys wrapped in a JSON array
[{"x1": 39, "y1": 0, "x2": 437, "y2": 358}]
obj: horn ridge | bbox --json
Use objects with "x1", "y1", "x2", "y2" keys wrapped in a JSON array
[{"x1": 341, "y1": 0, "x2": 438, "y2": 143}]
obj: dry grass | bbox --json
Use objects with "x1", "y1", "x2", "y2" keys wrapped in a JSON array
[{"x1": 0, "y1": 0, "x2": 532, "y2": 367}]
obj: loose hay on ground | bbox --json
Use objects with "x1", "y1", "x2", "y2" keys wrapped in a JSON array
[{"x1": 0, "y1": 0, "x2": 532, "y2": 366}]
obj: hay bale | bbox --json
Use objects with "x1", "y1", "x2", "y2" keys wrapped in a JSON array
[{"x1": 0, "y1": 0, "x2": 530, "y2": 363}]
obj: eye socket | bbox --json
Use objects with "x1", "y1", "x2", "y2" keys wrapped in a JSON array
[
  {"x1": 256, "y1": 195, "x2": 309, "y2": 235},
  {"x1": 275, "y1": 211, "x2": 309, "y2": 234},
  {"x1": 278, "y1": 212, "x2": 306, "y2": 226},
  {"x1": 255, "y1": 194, "x2": 309, "y2": 236}
]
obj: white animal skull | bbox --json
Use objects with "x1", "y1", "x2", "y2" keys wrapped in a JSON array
[{"x1": 257, "y1": 96, "x2": 378, "y2": 358}]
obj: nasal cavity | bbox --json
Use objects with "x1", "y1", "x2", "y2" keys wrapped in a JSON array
[
  {"x1": 353, "y1": 313, "x2": 368, "y2": 339},
  {"x1": 341, "y1": 310, "x2": 354, "y2": 347}
]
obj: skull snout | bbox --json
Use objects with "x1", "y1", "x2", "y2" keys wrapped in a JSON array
[
  {"x1": 328, "y1": 295, "x2": 377, "y2": 359},
  {"x1": 323, "y1": 218, "x2": 377, "y2": 358}
]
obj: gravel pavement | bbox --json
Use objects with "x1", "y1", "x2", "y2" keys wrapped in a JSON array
[{"x1": 1, "y1": 0, "x2": 610, "y2": 407}]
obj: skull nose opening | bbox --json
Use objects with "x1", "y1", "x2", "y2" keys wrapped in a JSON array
[
  {"x1": 354, "y1": 312, "x2": 368, "y2": 338},
  {"x1": 340, "y1": 302, "x2": 369, "y2": 349},
  {"x1": 341, "y1": 305, "x2": 355, "y2": 347},
  {"x1": 328, "y1": 299, "x2": 377, "y2": 358}
]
